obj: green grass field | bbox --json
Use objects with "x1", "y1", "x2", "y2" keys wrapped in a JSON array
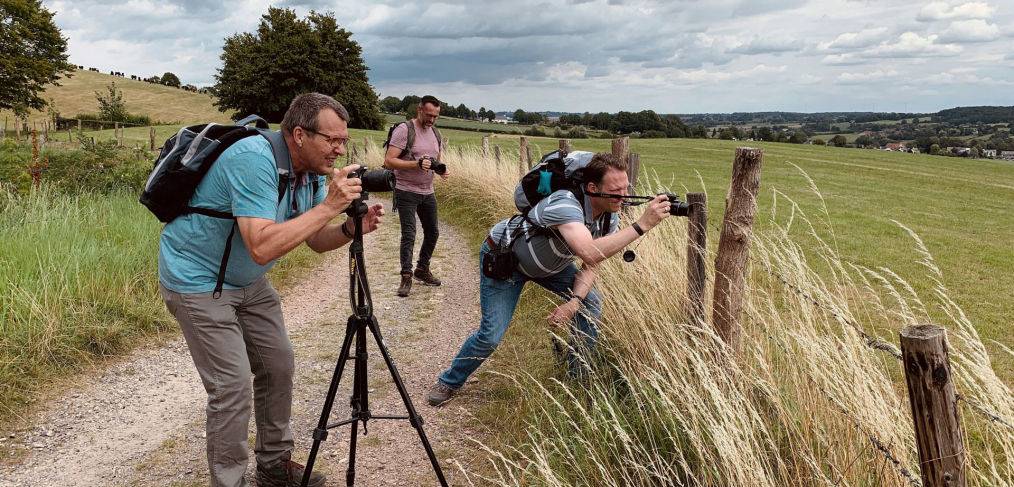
[
  {"x1": 426, "y1": 130, "x2": 1014, "y2": 382},
  {"x1": 0, "y1": 69, "x2": 235, "y2": 127}
]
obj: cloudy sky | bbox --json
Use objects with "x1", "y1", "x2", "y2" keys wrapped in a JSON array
[{"x1": 46, "y1": 0, "x2": 1014, "y2": 114}]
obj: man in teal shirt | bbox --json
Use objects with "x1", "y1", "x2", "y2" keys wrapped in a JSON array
[{"x1": 158, "y1": 93, "x2": 384, "y2": 487}]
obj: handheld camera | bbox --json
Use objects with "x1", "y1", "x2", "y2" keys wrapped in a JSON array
[{"x1": 418, "y1": 156, "x2": 447, "y2": 176}]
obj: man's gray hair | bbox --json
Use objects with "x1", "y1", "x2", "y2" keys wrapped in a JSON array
[{"x1": 281, "y1": 93, "x2": 350, "y2": 135}]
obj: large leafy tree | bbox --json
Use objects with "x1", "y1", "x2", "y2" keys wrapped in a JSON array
[
  {"x1": 0, "y1": 0, "x2": 76, "y2": 117},
  {"x1": 214, "y1": 8, "x2": 384, "y2": 130}
]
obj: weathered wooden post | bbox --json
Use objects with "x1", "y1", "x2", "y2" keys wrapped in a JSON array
[
  {"x1": 612, "y1": 136, "x2": 629, "y2": 161},
  {"x1": 712, "y1": 147, "x2": 763, "y2": 358},
  {"x1": 363, "y1": 137, "x2": 369, "y2": 155},
  {"x1": 135, "y1": 143, "x2": 141, "y2": 161},
  {"x1": 559, "y1": 139, "x2": 572, "y2": 153},
  {"x1": 150, "y1": 127, "x2": 156, "y2": 151},
  {"x1": 43, "y1": 122, "x2": 49, "y2": 142},
  {"x1": 686, "y1": 192, "x2": 708, "y2": 327},
  {"x1": 901, "y1": 325, "x2": 966, "y2": 487},
  {"x1": 494, "y1": 145, "x2": 501, "y2": 166},
  {"x1": 482, "y1": 137, "x2": 489, "y2": 161},
  {"x1": 519, "y1": 137, "x2": 528, "y2": 177},
  {"x1": 15, "y1": 117, "x2": 21, "y2": 142},
  {"x1": 77, "y1": 119, "x2": 82, "y2": 132},
  {"x1": 626, "y1": 153, "x2": 640, "y2": 196},
  {"x1": 526, "y1": 144, "x2": 534, "y2": 169},
  {"x1": 114, "y1": 122, "x2": 119, "y2": 145},
  {"x1": 442, "y1": 137, "x2": 449, "y2": 156},
  {"x1": 68, "y1": 128, "x2": 72, "y2": 143}
]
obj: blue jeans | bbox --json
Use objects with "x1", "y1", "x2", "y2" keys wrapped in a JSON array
[{"x1": 438, "y1": 241, "x2": 602, "y2": 390}]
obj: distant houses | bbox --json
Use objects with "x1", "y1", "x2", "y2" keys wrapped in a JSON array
[{"x1": 493, "y1": 115, "x2": 509, "y2": 124}]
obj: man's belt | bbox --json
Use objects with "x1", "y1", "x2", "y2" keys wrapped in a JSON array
[{"x1": 485, "y1": 234, "x2": 497, "y2": 249}]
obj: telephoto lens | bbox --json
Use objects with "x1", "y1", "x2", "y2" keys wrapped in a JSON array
[
  {"x1": 430, "y1": 160, "x2": 447, "y2": 175},
  {"x1": 350, "y1": 166, "x2": 396, "y2": 193},
  {"x1": 660, "y1": 193, "x2": 691, "y2": 217}
]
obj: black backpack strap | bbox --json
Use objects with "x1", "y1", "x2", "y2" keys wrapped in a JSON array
[
  {"x1": 213, "y1": 222, "x2": 238, "y2": 299},
  {"x1": 432, "y1": 126, "x2": 442, "y2": 155}
]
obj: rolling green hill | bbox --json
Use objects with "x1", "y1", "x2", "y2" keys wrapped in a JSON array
[{"x1": 1, "y1": 69, "x2": 235, "y2": 127}]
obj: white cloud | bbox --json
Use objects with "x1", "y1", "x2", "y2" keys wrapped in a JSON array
[
  {"x1": 822, "y1": 53, "x2": 866, "y2": 65},
  {"x1": 862, "y1": 32, "x2": 963, "y2": 58},
  {"x1": 836, "y1": 70, "x2": 899, "y2": 85},
  {"x1": 916, "y1": 1, "x2": 996, "y2": 22},
  {"x1": 938, "y1": 19, "x2": 1000, "y2": 43},
  {"x1": 727, "y1": 33, "x2": 805, "y2": 55},
  {"x1": 817, "y1": 28, "x2": 890, "y2": 51}
]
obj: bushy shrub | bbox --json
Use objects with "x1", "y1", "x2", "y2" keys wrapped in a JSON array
[
  {"x1": 642, "y1": 130, "x2": 667, "y2": 139},
  {"x1": 566, "y1": 126, "x2": 589, "y2": 139},
  {"x1": 0, "y1": 140, "x2": 151, "y2": 196}
]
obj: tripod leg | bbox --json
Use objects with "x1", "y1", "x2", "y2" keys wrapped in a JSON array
[
  {"x1": 346, "y1": 317, "x2": 370, "y2": 487},
  {"x1": 301, "y1": 316, "x2": 357, "y2": 487},
  {"x1": 366, "y1": 317, "x2": 449, "y2": 487}
]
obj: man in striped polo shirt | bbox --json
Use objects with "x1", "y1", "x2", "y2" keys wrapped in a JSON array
[{"x1": 429, "y1": 152, "x2": 673, "y2": 405}]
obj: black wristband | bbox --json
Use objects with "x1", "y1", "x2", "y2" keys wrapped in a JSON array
[
  {"x1": 631, "y1": 222, "x2": 645, "y2": 236},
  {"x1": 341, "y1": 220, "x2": 354, "y2": 238}
]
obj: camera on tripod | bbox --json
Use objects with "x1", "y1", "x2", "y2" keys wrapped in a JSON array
[
  {"x1": 345, "y1": 165, "x2": 395, "y2": 217},
  {"x1": 418, "y1": 156, "x2": 447, "y2": 175}
]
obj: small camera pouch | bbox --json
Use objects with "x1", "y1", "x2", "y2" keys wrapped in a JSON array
[
  {"x1": 482, "y1": 216, "x2": 522, "y2": 280},
  {"x1": 482, "y1": 245, "x2": 518, "y2": 280}
]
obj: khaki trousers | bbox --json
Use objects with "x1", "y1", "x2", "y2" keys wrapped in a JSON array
[{"x1": 159, "y1": 277, "x2": 294, "y2": 487}]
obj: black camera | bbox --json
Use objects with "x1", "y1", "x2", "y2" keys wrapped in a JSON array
[
  {"x1": 349, "y1": 165, "x2": 395, "y2": 193},
  {"x1": 659, "y1": 193, "x2": 691, "y2": 217},
  {"x1": 419, "y1": 156, "x2": 447, "y2": 176},
  {"x1": 345, "y1": 165, "x2": 395, "y2": 218}
]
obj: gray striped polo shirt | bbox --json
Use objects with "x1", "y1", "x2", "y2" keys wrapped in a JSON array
[{"x1": 490, "y1": 190, "x2": 618, "y2": 278}]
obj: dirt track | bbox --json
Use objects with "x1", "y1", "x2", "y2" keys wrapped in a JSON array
[{"x1": 0, "y1": 198, "x2": 488, "y2": 486}]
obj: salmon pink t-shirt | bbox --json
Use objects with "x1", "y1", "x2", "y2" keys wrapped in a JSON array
[{"x1": 388, "y1": 120, "x2": 439, "y2": 194}]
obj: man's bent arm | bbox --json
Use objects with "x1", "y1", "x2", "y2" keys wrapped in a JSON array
[
  {"x1": 304, "y1": 220, "x2": 352, "y2": 253},
  {"x1": 237, "y1": 203, "x2": 342, "y2": 265},
  {"x1": 384, "y1": 145, "x2": 419, "y2": 171},
  {"x1": 556, "y1": 222, "x2": 640, "y2": 265}
]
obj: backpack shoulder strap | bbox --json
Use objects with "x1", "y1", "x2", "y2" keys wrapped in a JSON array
[
  {"x1": 432, "y1": 126, "x2": 442, "y2": 153},
  {"x1": 256, "y1": 129, "x2": 293, "y2": 204},
  {"x1": 403, "y1": 121, "x2": 416, "y2": 159}
]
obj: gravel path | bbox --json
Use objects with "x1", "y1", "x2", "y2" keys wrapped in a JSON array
[{"x1": 0, "y1": 197, "x2": 488, "y2": 486}]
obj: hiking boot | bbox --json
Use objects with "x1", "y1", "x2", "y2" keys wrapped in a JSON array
[
  {"x1": 255, "y1": 455, "x2": 326, "y2": 487},
  {"x1": 414, "y1": 267, "x2": 442, "y2": 286},
  {"x1": 428, "y1": 382, "x2": 455, "y2": 406},
  {"x1": 397, "y1": 273, "x2": 412, "y2": 297}
]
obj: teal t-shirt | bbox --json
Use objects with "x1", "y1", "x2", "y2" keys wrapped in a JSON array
[{"x1": 158, "y1": 135, "x2": 326, "y2": 293}]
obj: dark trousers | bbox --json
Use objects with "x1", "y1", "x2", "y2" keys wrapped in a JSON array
[{"x1": 394, "y1": 189, "x2": 439, "y2": 275}]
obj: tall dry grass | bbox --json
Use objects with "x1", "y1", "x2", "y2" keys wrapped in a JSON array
[{"x1": 358, "y1": 140, "x2": 1014, "y2": 485}]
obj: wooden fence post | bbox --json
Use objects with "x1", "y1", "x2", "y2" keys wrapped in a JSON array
[
  {"x1": 494, "y1": 145, "x2": 501, "y2": 166},
  {"x1": 559, "y1": 139, "x2": 572, "y2": 153},
  {"x1": 482, "y1": 137, "x2": 489, "y2": 161},
  {"x1": 135, "y1": 143, "x2": 141, "y2": 161},
  {"x1": 901, "y1": 325, "x2": 966, "y2": 487},
  {"x1": 43, "y1": 122, "x2": 49, "y2": 142},
  {"x1": 15, "y1": 117, "x2": 21, "y2": 142},
  {"x1": 686, "y1": 192, "x2": 708, "y2": 327},
  {"x1": 363, "y1": 137, "x2": 369, "y2": 155},
  {"x1": 526, "y1": 144, "x2": 534, "y2": 169},
  {"x1": 114, "y1": 122, "x2": 119, "y2": 145},
  {"x1": 68, "y1": 128, "x2": 72, "y2": 142},
  {"x1": 627, "y1": 153, "x2": 640, "y2": 195},
  {"x1": 612, "y1": 136, "x2": 629, "y2": 161},
  {"x1": 77, "y1": 119, "x2": 82, "y2": 132},
  {"x1": 519, "y1": 136, "x2": 528, "y2": 177},
  {"x1": 150, "y1": 127, "x2": 156, "y2": 151},
  {"x1": 442, "y1": 137, "x2": 449, "y2": 156},
  {"x1": 712, "y1": 147, "x2": 763, "y2": 358}
]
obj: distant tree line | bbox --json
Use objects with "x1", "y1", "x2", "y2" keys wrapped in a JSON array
[{"x1": 379, "y1": 95, "x2": 495, "y2": 122}]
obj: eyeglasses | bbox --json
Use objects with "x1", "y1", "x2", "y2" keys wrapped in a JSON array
[{"x1": 305, "y1": 128, "x2": 351, "y2": 149}]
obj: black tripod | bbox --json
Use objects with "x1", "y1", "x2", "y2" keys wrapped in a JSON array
[{"x1": 300, "y1": 193, "x2": 448, "y2": 487}]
